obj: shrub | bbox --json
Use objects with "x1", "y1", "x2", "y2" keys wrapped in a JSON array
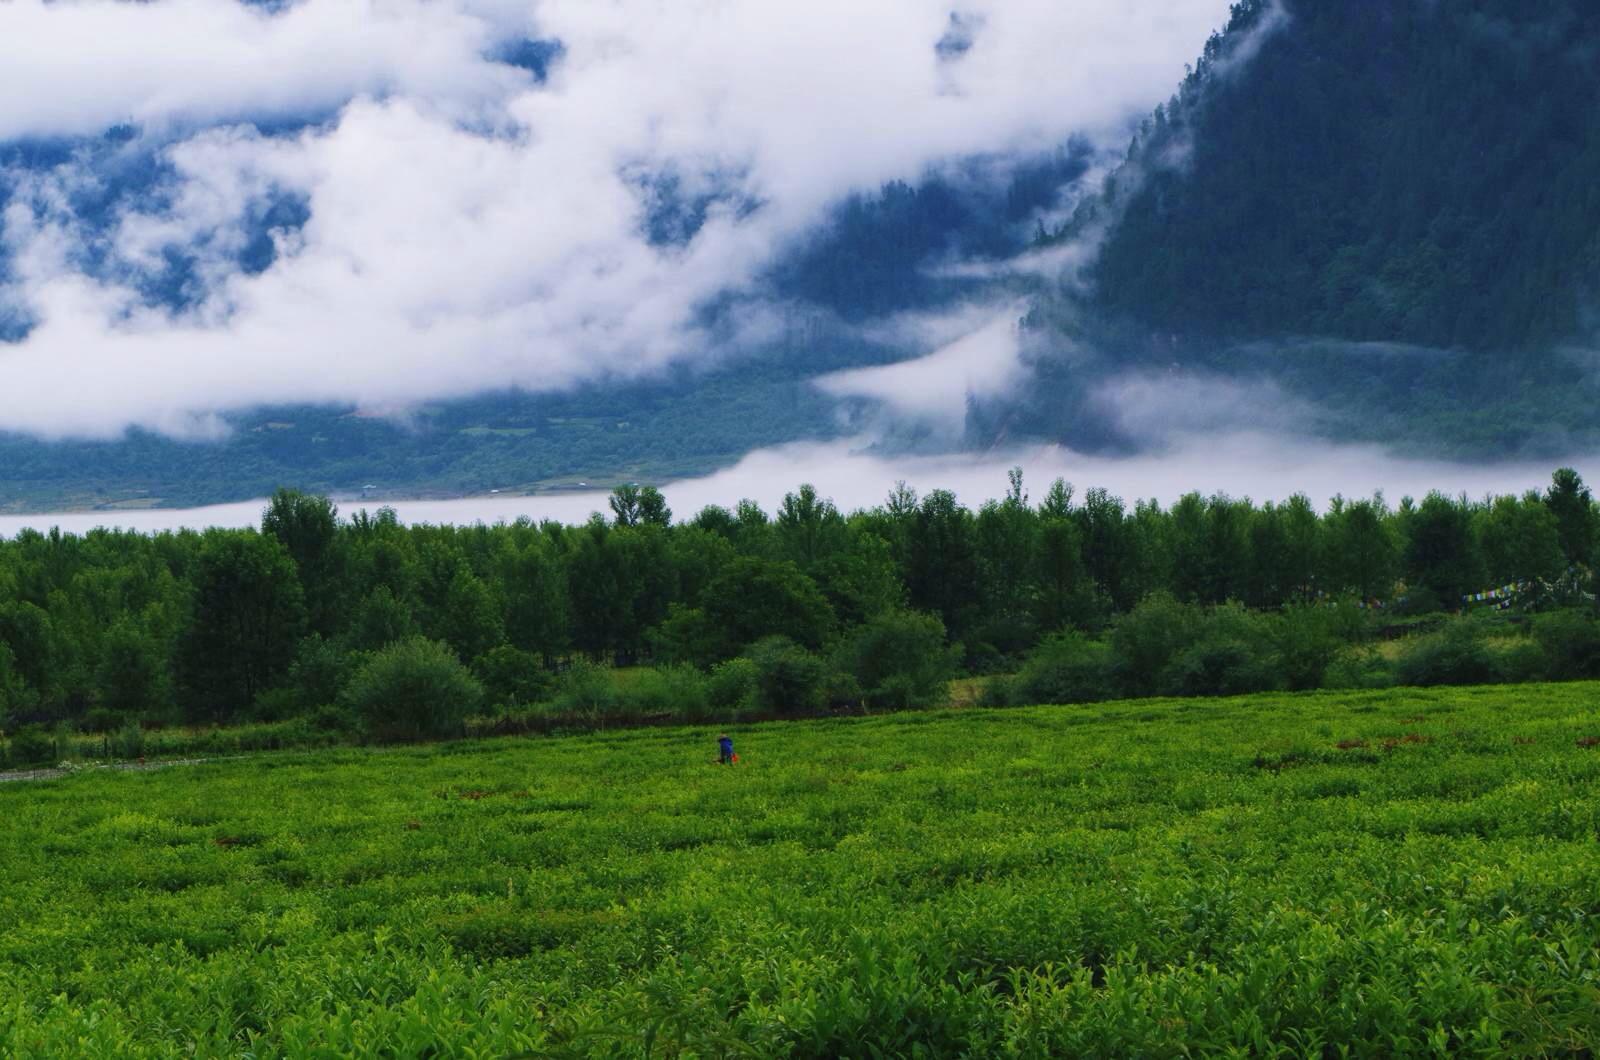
[
  {"x1": 622, "y1": 665, "x2": 709, "y2": 721},
  {"x1": 1498, "y1": 638, "x2": 1547, "y2": 684},
  {"x1": 837, "y1": 610, "x2": 958, "y2": 712},
  {"x1": 1009, "y1": 632, "x2": 1117, "y2": 706},
  {"x1": 967, "y1": 613, "x2": 1037, "y2": 661},
  {"x1": 706, "y1": 658, "x2": 758, "y2": 718},
  {"x1": 1162, "y1": 603, "x2": 1281, "y2": 697},
  {"x1": 552, "y1": 659, "x2": 623, "y2": 726},
  {"x1": 1165, "y1": 635, "x2": 1279, "y2": 697},
  {"x1": 5, "y1": 724, "x2": 56, "y2": 767},
  {"x1": 308, "y1": 703, "x2": 360, "y2": 735},
  {"x1": 472, "y1": 645, "x2": 553, "y2": 709},
  {"x1": 1392, "y1": 589, "x2": 1444, "y2": 617},
  {"x1": 251, "y1": 687, "x2": 303, "y2": 723},
  {"x1": 253, "y1": 635, "x2": 356, "y2": 723},
  {"x1": 112, "y1": 720, "x2": 146, "y2": 760},
  {"x1": 745, "y1": 637, "x2": 829, "y2": 716},
  {"x1": 1110, "y1": 593, "x2": 1196, "y2": 696},
  {"x1": 342, "y1": 637, "x2": 482, "y2": 742},
  {"x1": 1531, "y1": 610, "x2": 1600, "y2": 680},
  {"x1": 961, "y1": 640, "x2": 1007, "y2": 676},
  {"x1": 979, "y1": 674, "x2": 1016, "y2": 707},
  {"x1": 1395, "y1": 620, "x2": 1503, "y2": 687},
  {"x1": 1323, "y1": 646, "x2": 1396, "y2": 690},
  {"x1": 1273, "y1": 602, "x2": 1359, "y2": 691},
  {"x1": 79, "y1": 707, "x2": 123, "y2": 734}
]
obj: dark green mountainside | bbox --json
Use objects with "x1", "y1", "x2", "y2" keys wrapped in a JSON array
[
  {"x1": 1091, "y1": 0, "x2": 1600, "y2": 353},
  {"x1": 1005, "y1": 0, "x2": 1600, "y2": 459}
]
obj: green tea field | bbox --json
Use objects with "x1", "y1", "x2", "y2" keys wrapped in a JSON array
[{"x1": 5, "y1": 684, "x2": 1600, "y2": 1056}]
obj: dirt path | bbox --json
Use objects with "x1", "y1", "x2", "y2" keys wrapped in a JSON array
[{"x1": 0, "y1": 758, "x2": 221, "y2": 784}]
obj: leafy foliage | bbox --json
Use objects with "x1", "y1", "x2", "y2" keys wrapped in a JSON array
[
  {"x1": 835, "y1": 609, "x2": 957, "y2": 712},
  {"x1": 4, "y1": 683, "x2": 1600, "y2": 1053},
  {"x1": 2, "y1": 469, "x2": 1600, "y2": 743},
  {"x1": 342, "y1": 637, "x2": 482, "y2": 742}
]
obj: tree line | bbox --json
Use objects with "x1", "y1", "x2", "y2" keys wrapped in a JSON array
[{"x1": 1, "y1": 468, "x2": 1597, "y2": 750}]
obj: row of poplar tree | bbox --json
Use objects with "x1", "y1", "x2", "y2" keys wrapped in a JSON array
[{"x1": 0, "y1": 468, "x2": 1594, "y2": 729}]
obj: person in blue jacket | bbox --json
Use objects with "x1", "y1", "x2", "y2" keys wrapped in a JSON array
[{"x1": 717, "y1": 733, "x2": 735, "y2": 765}]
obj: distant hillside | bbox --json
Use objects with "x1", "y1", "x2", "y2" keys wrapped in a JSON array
[
  {"x1": 997, "y1": 0, "x2": 1600, "y2": 460},
  {"x1": 1088, "y1": 0, "x2": 1600, "y2": 352}
]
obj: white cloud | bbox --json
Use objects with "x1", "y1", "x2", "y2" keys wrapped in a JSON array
[
  {"x1": 816, "y1": 301, "x2": 1030, "y2": 431},
  {"x1": 1, "y1": 432, "x2": 1584, "y2": 536},
  {"x1": 1091, "y1": 371, "x2": 1321, "y2": 443},
  {"x1": 0, "y1": 0, "x2": 1236, "y2": 439},
  {"x1": 0, "y1": 0, "x2": 531, "y2": 139}
]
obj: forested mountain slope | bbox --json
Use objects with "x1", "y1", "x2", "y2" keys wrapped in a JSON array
[
  {"x1": 1088, "y1": 0, "x2": 1600, "y2": 353},
  {"x1": 995, "y1": 0, "x2": 1600, "y2": 461}
]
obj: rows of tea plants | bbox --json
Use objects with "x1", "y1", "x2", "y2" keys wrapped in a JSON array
[{"x1": 4, "y1": 683, "x2": 1600, "y2": 1055}]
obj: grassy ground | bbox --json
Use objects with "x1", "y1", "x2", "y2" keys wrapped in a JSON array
[{"x1": 4, "y1": 684, "x2": 1600, "y2": 1056}]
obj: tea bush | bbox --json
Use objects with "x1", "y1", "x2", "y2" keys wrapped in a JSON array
[{"x1": 3, "y1": 682, "x2": 1600, "y2": 1055}]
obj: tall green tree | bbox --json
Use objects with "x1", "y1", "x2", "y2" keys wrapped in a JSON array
[
  {"x1": 498, "y1": 537, "x2": 569, "y2": 661},
  {"x1": 1403, "y1": 493, "x2": 1482, "y2": 608},
  {"x1": 262, "y1": 489, "x2": 345, "y2": 634},
  {"x1": 1325, "y1": 497, "x2": 1397, "y2": 602},
  {"x1": 1479, "y1": 493, "x2": 1564, "y2": 587},
  {"x1": 698, "y1": 557, "x2": 836, "y2": 661},
  {"x1": 775, "y1": 484, "x2": 847, "y2": 572},
  {"x1": 1544, "y1": 468, "x2": 1595, "y2": 568},
  {"x1": 178, "y1": 532, "x2": 306, "y2": 722},
  {"x1": 609, "y1": 485, "x2": 672, "y2": 528},
  {"x1": 95, "y1": 616, "x2": 172, "y2": 721},
  {"x1": 905, "y1": 489, "x2": 981, "y2": 640}
]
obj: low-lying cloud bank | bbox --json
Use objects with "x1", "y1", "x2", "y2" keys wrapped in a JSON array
[
  {"x1": 0, "y1": 0, "x2": 1235, "y2": 439},
  {"x1": 2, "y1": 432, "x2": 1590, "y2": 537}
]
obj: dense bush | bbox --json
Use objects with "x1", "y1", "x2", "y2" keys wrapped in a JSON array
[
  {"x1": 1110, "y1": 593, "x2": 1195, "y2": 697},
  {"x1": 342, "y1": 638, "x2": 482, "y2": 742},
  {"x1": 112, "y1": 720, "x2": 145, "y2": 760},
  {"x1": 551, "y1": 659, "x2": 622, "y2": 725},
  {"x1": 706, "y1": 658, "x2": 758, "y2": 717},
  {"x1": 1394, "y1": 621, "x2": 1503, "y2": 688},
  {"x1": 1273, "y1": 603, "x2": 1358, "y2": 692},
  {"x1": 836, "y1": 610, "x2": 958, "y2": 712},
  {"x1": 1531, "y1": 610, "x2": 1600, "y2": 680},
  {"x1": 4, "y1": 725, "x2": 56, "y2": 767},
  {"x1": 745, "y1": 637, "x2": 829, "y2": 716},
  {"x1": 1164, "y1": 604, "x2": 1280, "y2": 698},
  {"x1": 622, "y1": 665, "x2": 709, "y2": 721},
  {"x1": 1323, "y1": 646, "x2": 1396, "y2": 691},
  {"x1": 472, "y1": 646, "x2": 553, "y2": 709},
  {"x1": 1003, "y1": 632, "x2": 1116, "y2": 706}
]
